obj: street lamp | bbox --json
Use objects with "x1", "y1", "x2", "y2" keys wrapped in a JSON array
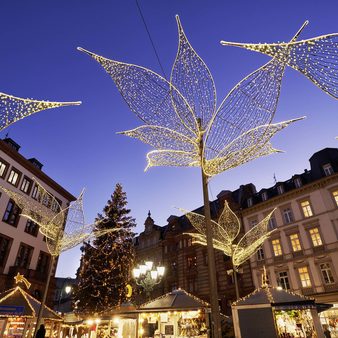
[
  {"x1": 57, "y1": 280, "x2": 72, "y2": 312},
  {"x1": 133, "y1": 261, "x2": 165, "y2": 299}
]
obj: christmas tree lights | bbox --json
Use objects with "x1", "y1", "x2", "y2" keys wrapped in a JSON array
[
  {"x1": 221, "y1": 21, "x2": 338, "y2": 99},
  {"x1": 0, "y1": 92, "x2": 81, "y2": 130}
]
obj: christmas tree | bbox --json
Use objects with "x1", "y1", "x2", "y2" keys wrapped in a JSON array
[{"x1": 74, "y1": 183, "x2": 136, "y2": 313}]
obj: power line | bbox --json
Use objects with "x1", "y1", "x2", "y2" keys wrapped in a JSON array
[{"x1": 135, "y1": 0, "x2": 167, "y2": 79}]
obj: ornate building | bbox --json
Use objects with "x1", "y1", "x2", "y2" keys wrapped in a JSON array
[
  {"x1": 0, "y1": 137, "x2": 75, "y2": 305},
  {"x1": 241, "y1": 147, "x2": 338, "y2": 332},
  {"x1": 134, "y1": 147, "x2": 338, "y2": 326},
  {"x1": 134, "y1": 188, "x2": 256, "y2": 314}
]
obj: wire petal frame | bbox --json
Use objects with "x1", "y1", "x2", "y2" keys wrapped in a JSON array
[
  {"x1": 78, "y1": 15, "x2": 302, "y2": 177},
  {"x1": 183, "y1": 201, "x2": 276, "y2": 268},
  {"x1": 0, "y1": 92, "x2": 81, "y2": 131},
  {"x1": 0, "y1": 183, "x2": 120, "y2": 256},
  {"x1": 221, "y1": 22, "x2": 338, "y2": 99}
]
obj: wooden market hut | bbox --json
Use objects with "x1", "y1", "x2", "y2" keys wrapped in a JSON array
[
  {"x1": 0, "y1": 284, "x2": 62, "y2": 338},
  {"x1": 232, "y1": 285, "x2": 325, "y2": 338},
  {"x1": 138, "y1": 289, "x2": 210, "y2": 338}
]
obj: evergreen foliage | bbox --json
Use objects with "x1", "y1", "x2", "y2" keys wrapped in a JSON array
[{"x1": 74, "y1": 183, "x2": 136, "y2": 313}]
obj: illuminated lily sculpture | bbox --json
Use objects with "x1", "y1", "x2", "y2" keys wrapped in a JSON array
[
  {"x1": 221, "y1": 21, "x2": 338, "y2": 99},
  {"x1": 0, "y1": 181, "x2": 119, "y2": 335},
  {"x1": 182, "y1": 201, "x2": 276, "y2": 299},
  {"x1": 78, "y1": 16, "x2": 303, "y2": 337},
  {"x1": 0, "y1": 92, "x2": 81, "y2": 131}
]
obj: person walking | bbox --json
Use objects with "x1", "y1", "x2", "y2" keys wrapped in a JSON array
[{"x1": 36, "y1": 324, "x2": 46, "y2": 338}]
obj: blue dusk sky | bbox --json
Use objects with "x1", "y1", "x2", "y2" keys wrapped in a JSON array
[{"x1": 0, "y1": 0, "x2": 337, "y2": 277}]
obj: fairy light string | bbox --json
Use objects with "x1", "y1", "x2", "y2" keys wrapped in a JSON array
[{"x1": 0, "y1": 92, "x2": 81, "y2": 131}]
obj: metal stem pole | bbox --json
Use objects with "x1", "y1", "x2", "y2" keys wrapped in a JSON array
[
  {"x1": 198, "y1": 118, "x2": 222, "y2": 338},
  {"x1": 233, "y1": 266, "x2": 239, "y2": 300},
  {"x1": 201, "y1": 169, "x2": 222, "y2": 338},
  {"x1": 34, "y1": 255, "x2": 55, "y2": 337}
]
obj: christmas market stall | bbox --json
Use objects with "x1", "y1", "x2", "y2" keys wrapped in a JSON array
[
  {"x1": 0, "y1": 274, "x2": 62, "y2": 338},
  {"x1": 232, "y1": 279, "x2": 325, "y2": 338},
  {"x1": 138, "y1": 289, "x2": 210, "y2": 338}
]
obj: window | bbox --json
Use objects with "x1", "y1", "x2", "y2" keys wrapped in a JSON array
[
  {"x1": 187, "y1": 256, "x2": 197, "y2": 269},
  {"x1": 15, "y1": 243, "x2": 33, "y2": 268},
  {"x1": 25, "y1": 219, "x2": 39, "y2": 237},
  {"x1": 31, "y1": 185, "x2": 41, "y2": 201},
  {"x1": 7, "y1": 168, "x2": 20, "y2": 186},
  {"x1": 20, "y1": 177, "x2": 32, "y2": 194},
  {"x1": 268, "y1": 215, "x2": 277, "y2": 230},
  {"x1": 51, "y1": 198, "x2": 61, "y2": 213},
  {"x1": 36, "y1": 251, "x2": 50, "y2": 274},
  {"x1": 298, "y1": 266, "x2": 311, "y2": 287},
  {"x1": 282, "y1": 207, "x2": 294, "y2": 224},
  {"x1": 257, "y1": 247, "x2": 264, "y2": 261},
  {"x1": 261, "y1": 192, "x2": 268, "y2": 201},
  {"x1": 333, "y1": 190, "x2": 338, "y2": 207},
  {"x1": 290, "y1": 233, "x2": 302, "y2": 252},
  {"x1": 294, "y1": 178, "x2": 302, "y2": 188},
  {"x1": 187, "y1": 238, "x2": 192, "y2": 247},
  {"x1": 247, "y1": 197, "x2": 253, "y2": 207},
  {"x1": 278, "y1": 271, "x2": 290, "y2": 290},
  {"x1": 277, "y1": 185, "x2": 284, "y2": 195},
  {"x1": 42, "y1": 194, "x2": 51, "y2": 208},
  {"x1": 250, "y1": 219, "x2": 258, "y2": 228},
  {"x1": 3, "y1": 200, "x2": 21, "y2": 226},
  {"x1": 309, "y1": 228, "x2": 323, "y2": 247},
  {"x1": 0, "y1": 235, "x2": 11, "y2": 267},
  {"x1": 301, "y1": 200, "x2": 313, "y2": 218},
  {"x1": 319, "y1": 263, "x2": 335, "y2": 284},
  {"x1": 323, "y1": 163, "x2": 334, "y2": 176},
  {"x1": 272, "y1": 239, "x2": 282, "y2": 256},
  {"x1": 0, "y1": 158, "x2": 8, "y2": 178}
]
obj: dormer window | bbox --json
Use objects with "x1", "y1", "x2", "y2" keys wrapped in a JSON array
[
  {"x1": 247, "y1": 197, "x2": 253, "y2": 207},
  {"x1": 277, "y1": 185, "x2": 284, "y2": 195},
  {"x1": 323, "y1": 163, "x2": 334, "y2": 176},
  {"x1": 261, "y1": 192, "x2": 268, "y2": 201},
  {"x1": 294, "y1": 177, "x2": 302, "y2": 188}
]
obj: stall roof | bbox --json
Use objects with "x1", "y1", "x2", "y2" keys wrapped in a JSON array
[
  {"x1": 0, "y1": 286, "x2": 62, "y2": 320},
  {"x1": 139, "y1": 289, "x2": 210, "y2": 311},
  {"x1": 233, "y1": 286, "x2": 314, "y2": 307}
]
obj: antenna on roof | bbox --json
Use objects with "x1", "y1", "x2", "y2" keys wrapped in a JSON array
[{"x1": 273, "y1": 173, "x2": 277, "y2": 184}]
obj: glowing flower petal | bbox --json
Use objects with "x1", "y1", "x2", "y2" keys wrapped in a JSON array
[
  {"x1": 0, "y1": 184, "x2": 119, "y2": 257},
  {"x1": 120, "y1": 125, "x2": 198, "y2": 151},
  {"x1": 204, "y1": 118, "x2": 303, "y2": 176},
  {"x1": 77, "y1": 47, "x2": 197, "y2": 137},
  {"x1": 221, "y1": 31, "x2": 338, "y2": 99},
  {"x1": 205, "y1": 59, "x2": 286, "y2": 160},
  {"x1": 145, "y1": 150, "x2": 200, "y2": 171},
  {"x1": 171, "y1": 16, "x2": 216, "y2": 130},
  {"x1": 0, "y1": 92, "x2": 81, "y2": 131},
  {"x1": 183, "y1": 203, "x2": 276, "y2": 268},
  {"x1": 233, "y1": 210, "x2": 276, "y2": 266}
]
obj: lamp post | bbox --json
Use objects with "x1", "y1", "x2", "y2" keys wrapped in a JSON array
[
  {"x1": 133, "y1": 261, "x2": 165, "y2": 299},
  {"x1": 57, "y1": 279, "x2": 72, "y2": 312}
]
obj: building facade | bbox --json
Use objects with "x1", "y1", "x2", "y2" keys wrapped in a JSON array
[
  {"x1": 134, "y1": 147, "x2": 338, "y2": 326},
  {"x1": 134, "y1": 187, "x2": 256, "y2": 314},
  {"x1": 0, "y1": 137, "x2": 75, "y2": 304},
  {"x1": 241, "y1": 148, "x2": 338, "y2": 332}
]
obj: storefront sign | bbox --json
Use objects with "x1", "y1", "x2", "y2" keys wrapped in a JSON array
[{"x1": 0, "y1": 305, "x2": 24, "y2": 315}]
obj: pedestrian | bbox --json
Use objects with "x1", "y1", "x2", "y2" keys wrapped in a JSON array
[
  {"x1": 36, "y1": 324, "x2": 46, "y2": 338},
  {"x1": 323, "y1": 325, "x2": 331, "y2": 338}
]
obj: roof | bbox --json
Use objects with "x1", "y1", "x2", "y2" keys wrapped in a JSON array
[
  {"x1": 233, "y1": 286, "x2": 315, "y2": 307},
  {"x1": 139, "y1": 289, "x2": 210, "y2": 312},
  {"x1": 0, "y1": 286, "x2": 62, "y2": 320}
]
